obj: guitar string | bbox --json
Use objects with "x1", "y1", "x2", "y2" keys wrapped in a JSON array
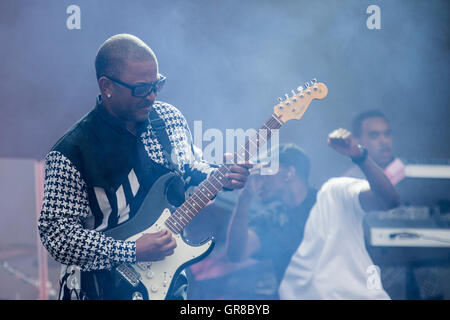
[{"x1": 164, "y1": 114, "x2": 282, "y2": 234}]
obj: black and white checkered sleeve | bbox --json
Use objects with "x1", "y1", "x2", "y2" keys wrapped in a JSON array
[
  {"x1": 174, "y1": 109, "x2": 217, "y2": 188},
  {"x1": 150, "y1": 102, "x2": 217, "y2": 188},
  {"x1": 38, "y1": 151, "x2": 135, "y2": 271}
]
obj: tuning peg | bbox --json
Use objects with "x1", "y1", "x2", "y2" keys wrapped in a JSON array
[
  {"x1": 296, "y1": 86, "x2": 304, "y2": 93},
  {"x1": 282, "y1": 94, "x2": 290, "y2": 105},
  {"x1": 312, "y1": 78, "x2": 318, "y2": 84},
  {"x1": 277, "y1": 97, "x2": 283, "y2": 103},
  {"x1": 304, "y1": 82, "x2": 310, "y2": 88}
]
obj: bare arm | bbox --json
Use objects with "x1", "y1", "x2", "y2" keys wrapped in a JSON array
[
  {"x1": 328, "y1": 128, "x2": 400, "y2": 212},
  {"x1": 225, "y1": 177, "x2": 261, "y2": 262}
]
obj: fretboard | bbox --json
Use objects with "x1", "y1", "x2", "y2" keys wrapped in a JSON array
[{"x1": 164, "y1": 113, "x2": 283, "y2": 234}]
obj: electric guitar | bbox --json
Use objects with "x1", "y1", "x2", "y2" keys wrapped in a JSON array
[{"x1": 102, "y1": 79, "x2": 328, "y2": 299}]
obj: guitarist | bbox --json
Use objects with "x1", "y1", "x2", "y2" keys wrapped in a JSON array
[{"x1": 38, "y1": 34, "x2": 251, "y2": 300}]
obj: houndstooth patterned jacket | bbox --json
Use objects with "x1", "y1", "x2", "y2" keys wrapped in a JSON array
[{"x1": 38, "y1": 96, "x2": 216, "y2": 299}]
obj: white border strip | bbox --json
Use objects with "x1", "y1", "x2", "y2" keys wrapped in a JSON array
[{"x1": 404, "y1": 164, "x2": 450, "y2": 179}]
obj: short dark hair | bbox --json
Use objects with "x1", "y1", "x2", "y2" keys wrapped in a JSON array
[
  {"x1": 352, "y1": 110, "x2": 389, "y2": 138},
  {"x1": 95, "y1": 34, "x2": 157, "y2": 80},
  {"x1": 271, "y1": 143, "x2": 310, "y2": 182}
]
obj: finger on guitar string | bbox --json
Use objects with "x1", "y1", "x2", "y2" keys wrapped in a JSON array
[
  {"x1": 223, "y1": 152, "x2": 254, "y2": 167},
  {"x1": 163, "y1": 236, "x2": 177, "y2": 250},
  {"x1": 156, "y1": 229, "x2": 176, "y2": 245},
  {"x1": 225, "y1": 172, "x2": 249, "y2": 183},
  {"x1": 228, "y1": 165, "x2": 252, "y2": 176},
  {"x1": 225, "y1": 173, "x2": 250, "y2": 190},
  {"x1": 228, "y1": 180, "x2": 246, "y2": 189}
]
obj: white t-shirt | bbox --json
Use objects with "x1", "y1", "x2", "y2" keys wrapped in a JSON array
[{"x1": 278, "y1": 177, "x2": 390, "y2": 300}]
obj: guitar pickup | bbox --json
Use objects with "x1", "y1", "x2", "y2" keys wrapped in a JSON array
[{"x1": 116, "y1": 264, "x2": 141, "y2": 287}]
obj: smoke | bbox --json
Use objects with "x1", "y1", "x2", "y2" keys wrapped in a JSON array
[{"x1": 0, "y1": 0, "x2": 448, "y2": 186}]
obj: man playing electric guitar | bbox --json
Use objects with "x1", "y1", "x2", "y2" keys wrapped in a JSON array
[{"x1": 38, "y1": 34, "x2": 251, "y2": 300}]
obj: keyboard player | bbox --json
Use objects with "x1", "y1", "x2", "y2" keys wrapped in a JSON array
[{"x1": 343, "y1": 110, "x2": 448, "y2": 300}]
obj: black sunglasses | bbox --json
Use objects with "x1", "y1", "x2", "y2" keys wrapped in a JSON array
[{"x1": 103, "y1": 74, "x2": 166, "y2": 97}]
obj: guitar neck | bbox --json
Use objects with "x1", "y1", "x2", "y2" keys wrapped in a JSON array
[
  {"x1": 164, "y1": 114, "x2": 283, "y2": 234},
  {"x1": 163, "y1": 80, "x2": 328, "y2": 233}
]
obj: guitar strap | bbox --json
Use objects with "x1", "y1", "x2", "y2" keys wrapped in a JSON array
[
  {"x1": 148, "y1": 107, "x2": 179, "y2": 173},
  {"x1": 147, "y1": 108, "x2": 188, "y2": 300}
]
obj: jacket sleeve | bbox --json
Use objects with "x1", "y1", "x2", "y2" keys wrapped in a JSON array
[
  {"x1": 37, "y1": 151, "x2": 136, "y2": 271},
  {"x1": 174, "y1": 110, "x2": 218, "y2": 189}
]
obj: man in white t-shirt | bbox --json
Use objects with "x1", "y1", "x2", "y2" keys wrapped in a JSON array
[{"x1": 278, "y1": 128, "x2": 400, "y2": 300}]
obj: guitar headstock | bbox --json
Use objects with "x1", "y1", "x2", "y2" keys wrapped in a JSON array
[{"x1": 273, "y1": 79, "x2": 328, "y2": 123}]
